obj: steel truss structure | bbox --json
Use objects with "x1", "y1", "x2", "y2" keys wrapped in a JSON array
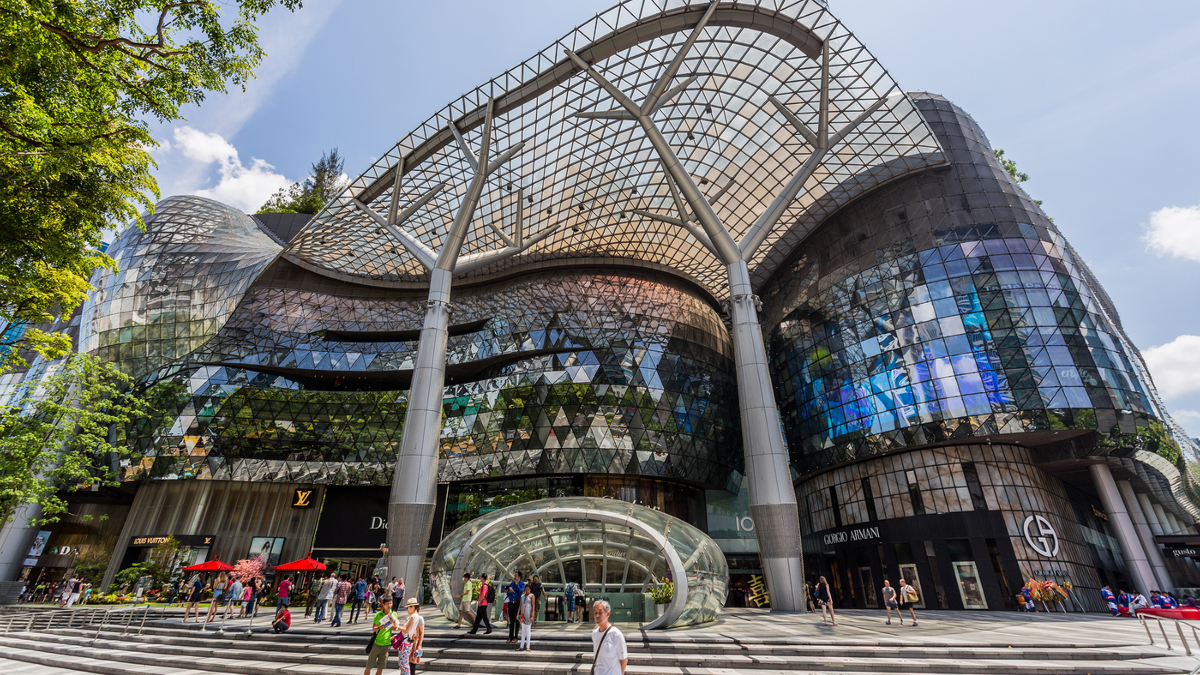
[{"x1": 285, "y1": 0, "x2": 945, "y2": 610}]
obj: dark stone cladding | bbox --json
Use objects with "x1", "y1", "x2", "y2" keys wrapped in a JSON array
[{"x1": 758, "y1": 92, "x2": 1164, "y2": 476}]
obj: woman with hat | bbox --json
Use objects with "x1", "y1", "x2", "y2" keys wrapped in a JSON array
[{"x1": 397, "y1": 597, "x2": 425, "y2": 675}]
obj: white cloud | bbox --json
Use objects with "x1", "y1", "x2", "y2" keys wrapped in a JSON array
[
  {"x1": 1144, "y1": 335, "x2": 1200, "y2": 399},
  {"x1": 171, "y1": 126, "x2": 291, "y2": 213},
  {"x1": 1173, "y1": 410, "x2": 1200, "y2": 424},
  {"x1": 1143, "y1": 205, "x2": 1200, "y2": 262}
]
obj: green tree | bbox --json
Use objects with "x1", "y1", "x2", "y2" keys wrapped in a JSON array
[
  {"x1": 0, "y1": 353, "x2": 152, "y2": 525},
  {"x1": 115, "y1": 535, "x2": 180, "y2": 590},
  {"x1": 993, "y1": 148, "x2": 1042, "y2": 207},
  {"x1": 0, "y1": 0, "x2": 302, "y2": 370},
  {"x1": 258, "y1": 148, "x2": 347, "y2": 213},
  {"x1": 72, "y1": 546, "x2": 111, "y2": 585}
]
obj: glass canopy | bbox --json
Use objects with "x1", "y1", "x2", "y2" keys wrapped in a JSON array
[
  {"x1": 286, "y1": 0, "x2": 943, "y2": 299},
  {"x1": 430, "y1": 496, "x2": 728, "y2": 628}
]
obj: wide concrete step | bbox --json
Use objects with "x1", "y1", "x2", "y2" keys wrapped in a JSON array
[
  {"x1": 0, "y1": 633, "x2": 1184, "y2": 675},
  {"x1": 50, "y1": 625, "x2": 1171, "y2": 663}
]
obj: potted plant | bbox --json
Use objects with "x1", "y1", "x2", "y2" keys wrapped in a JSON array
[{"x1": 650, "y1": 581, "x2": 674, "y2": 617}]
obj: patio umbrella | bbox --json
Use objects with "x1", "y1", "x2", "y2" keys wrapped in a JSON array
[
  {"x1": 182, "y1": 559, "x2": 235, "y2": 572},
  {"x1": 274, "y1": 555, "x2": 326, "y2": 571}
]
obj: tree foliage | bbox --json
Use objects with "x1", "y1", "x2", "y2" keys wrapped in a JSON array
[
  {"x1": 0, "y1": 353, "x2": 152, "y2": 525},
  {"x1": 994, "y1": 148, "x2": 1042, "y2": 208},
  {"x1": 258, "y1": 148, "x2": 347, "y2": 214},
  {"x1": 0, "y1": 0, "x2": 301, "y2": 369},
  {"x1": 72, "y1": 546, "x2": 111, "y2": 585}
]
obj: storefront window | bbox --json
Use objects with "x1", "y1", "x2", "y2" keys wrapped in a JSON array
[{"x1": 947, "y1": 539, "x2": 988, "y2": 609}]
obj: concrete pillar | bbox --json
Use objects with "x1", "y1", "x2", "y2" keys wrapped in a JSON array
[
  {"x1": 728, "y1": 259, "x2": 804, "y2": 612},
  {"x1": 0, "y1": 504, "x2": 44, "y2": 581},
  {"x1": 1137, "y1": 493, "x2": 1166, "y2": 536},
  {"x1": 1117, "y1": 481, "x2": 1173, "y2": 591},
  {"x1": 1154, "y1": 505, "x2": 1179, "y2": 534},
  {"x1": 1090, "y1": 463, "x2": 1157, "y2": 595}
]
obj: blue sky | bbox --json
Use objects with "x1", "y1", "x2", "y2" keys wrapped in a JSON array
[{"x1": 150, "y1": 0, "x2": 1200, "y2": 435}]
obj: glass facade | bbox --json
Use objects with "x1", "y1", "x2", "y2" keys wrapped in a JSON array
[
  {"x1": 760, "y1": 93, "x2": 1189, "y2": 476},
  {"x1": 116, "y1": 267, "x2": 741, "y2": 489}
]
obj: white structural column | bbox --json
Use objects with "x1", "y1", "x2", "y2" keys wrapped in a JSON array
[
  {"x1": 564, "y1": 6, "x2": 892, "y2": 611},
  {"x1": 1154, "y1": 504, "x2": 1180, "y2": 534},
  {"x1": 351, "y1": 99, "x2": 551, "y2": 592},
  {"x1": 1117, "y1": 480, "x2": 1173, "y2": 591},
  {"x1": 1090, "y1": 463, "x2": 1157, "y2": 594},
  {"x1": 1138, "y1": 493, "x2": 1166, "y2": 536},
  {"x1": 0, "y1": 504, "x2": 43, "y2": 581}
]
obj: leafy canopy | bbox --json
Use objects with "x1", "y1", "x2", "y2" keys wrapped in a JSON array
[
  {"x1": 0, "y1": 353, "x2": 153, "y2": 526},
  {"x1": 0, "y1": 0, "x2": 301, "y2": 369},
  {"x1": 258, "y1": 148, "x2": 346, "y2": 214}
]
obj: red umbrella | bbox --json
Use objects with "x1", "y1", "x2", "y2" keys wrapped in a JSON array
[
  {"x1": 274, "y1": 555, "x2": 326, "y2": 571},
  {"x1": 182, "y1": 558, "x2": 234, "y2": 572}
]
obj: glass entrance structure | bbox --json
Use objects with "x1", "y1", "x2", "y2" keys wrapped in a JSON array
[{"x1": 429, "y1": 497, "x2": 727, "y2": 628}]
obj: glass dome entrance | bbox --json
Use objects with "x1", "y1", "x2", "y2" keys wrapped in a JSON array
[{"x1": 430, "y1": 496, "x2": 728, "y2": 628}]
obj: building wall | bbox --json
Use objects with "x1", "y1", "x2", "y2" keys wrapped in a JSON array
[
  {"x1": 797, "y1": 443, "x2": 1123, "y2": 611},
  {"x1": 759, "y1": 93, "x2": 1171, "y2": 476},
  {"x1": 121, "y1": 266, "x2": 741, "y2": 490},
  {"x1": 100, "y1": 480, "x2": 323, "y2": 589}
]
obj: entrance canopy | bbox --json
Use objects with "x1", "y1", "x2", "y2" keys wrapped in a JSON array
[{"x1": 429, "y1": 497, "x2": 727, "y2": 628}]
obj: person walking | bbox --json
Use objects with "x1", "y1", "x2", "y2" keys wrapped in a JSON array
[
  {"x1": 182, "y1": 574, "x2": 205, "y2": 623},
  {"x1": 529, "y1": 575, "x2": 543, "y2": 626},
  {"x1": 252, "y1": 577, "x2": 265, "y2": 617},
  {"x1": 517, "y1": 585, "x2": 534, "y2": 652},
  {"x1": 331, "y1": 574, "x2": 352, "y2": 627},
  {"x1": 399, "y1": 598, "x2": 425, "y2": 675},
  {"x1": 574, "y1": 582, "x2": 586, "y2": 623},
  {"x1": 272, "y1": 605, "x2": 292, "y2": 633},
  {"x1": 897, "y1": 578, "x2": 919, "y2": 626},
  {"x1": 563, "y1": 579, "x2": 578, "y2": 624},
  {"x1": 393, "y1": 577, "x2": 405, "y2": 608},
  {"x1": 365, "y1": 596, "x2": 398, "y2": 675},
  {"x1": 454, "y1": 573, "x2": 475, "y2": 628},
  {"x1": 315, "y1": 573, "x2": 335, "y2": 623},
  {"x1": 882, "y1": 579, "x2": 901, "y2": 625},
  {"x1": 590, "y1": 600, "x2": 628, "y2": 675},
  {"x1": 368, "y1": 578, "x2": 380, "y2": 613},
  {"x1": 64, "y1": 576, "x2": 81, "y2": 608},
  {"x1": 351, "y1": 575, "x2": 367, "y2": 624},
  {"x1": 466, "y1": 573, "x2": 492, "y2": 635},
  {"x1": 225, "y1": 577, "x2": 243, "y2": 619},
  {"x1": 166, "y1": 578, "x2": 180, "y2": 606},
  {"x1": 505, "y1": 572, "x2": 524, "y2": 643},
  {"x1": 815, "y1": 576, "x2": 836, "y2": 626},
  {"x1": 278, "y1": 575, "x2": 293, "y2": 609},
  {"x1": 205, "y1": 572, "x2": 227, "y2": 623}
]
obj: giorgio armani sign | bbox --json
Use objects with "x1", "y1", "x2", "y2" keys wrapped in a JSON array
[{"x1": 823, "y1": 526, "x2": 881, "y2": 546}]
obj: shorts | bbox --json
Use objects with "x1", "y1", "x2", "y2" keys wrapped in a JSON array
[
  {"x1": 460, "y1": 601, "x2": 473, "y2": 614},
  {"x1": 899, "y1": 602, "x2": 913, "y2": 610},
  {"x1": 885, "y1": 600, "x2": 898, "y2": 608},
  {"x1": 565, "y1": 598, "x2": 576, "y2": 612},
  {"x1": 365, "y1": 641, "x2": 389, "y2": 670}
]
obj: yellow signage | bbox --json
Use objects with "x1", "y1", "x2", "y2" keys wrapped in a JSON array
[{"x1": 293, "y1": 489, "x2": 314, "y2": 508}]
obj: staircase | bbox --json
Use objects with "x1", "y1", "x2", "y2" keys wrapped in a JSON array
[{"x1": 0, "y1": 613, "x2": 1192, "y2": 675}]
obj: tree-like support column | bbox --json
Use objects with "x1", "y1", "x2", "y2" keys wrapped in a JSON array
[
  {"x1": 566, "y1": 2, "x2": 894, "y2": 611},
  {"x1": 352, "y1": 99, "x2": 554, "y2": 592}
]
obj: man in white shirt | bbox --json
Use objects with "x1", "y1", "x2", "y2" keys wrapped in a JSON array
[
  {"x1": 315, "y1": 573, "x2": 336, "y2": 623},
  {"x1": 591, "y1": 599, "x2": 628, "y2": 675}
]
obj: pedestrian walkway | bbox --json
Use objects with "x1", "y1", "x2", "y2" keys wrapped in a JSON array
[{"x1": 0, "y1": 606, "x2": 1195, "y2": 674}]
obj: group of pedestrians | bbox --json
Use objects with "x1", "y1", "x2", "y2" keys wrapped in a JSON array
[
  {"x1": 19, "y1": 578, "x2": 90, "y2": 605},
  {"x1": 1100, "y1": 585, "x2": 1195, "y2": 616},
  {"x1": 363, "y1": 596, "x2": 425, "y2": 675},
  {"x1": 807, "y1": 575, "x2": 919, "y2": 627},
  {"x1": 313, "y1": 573, "x2": 399, "y2": 626}
]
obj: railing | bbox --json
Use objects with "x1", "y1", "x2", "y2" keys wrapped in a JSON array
[
  {"x1": 0, "y1": 604, "x2": 160, "y2": 638},
  {"x1": 1137, "y1": 613, "x2": 1200, "y2": 674}
]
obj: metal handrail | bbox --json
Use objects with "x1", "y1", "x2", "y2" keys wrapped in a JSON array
[{"x1": 1138, "y1": 613, "x2": 1200, "y2": 658}]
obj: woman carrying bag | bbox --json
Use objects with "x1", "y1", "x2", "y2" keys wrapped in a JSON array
[
  {"x1": 816, "y1": 576, "x2": 837, "y2": 626},
  {"x1": 516, "y1": 585, "x2": 534, "y2": 652},
  {"x1": 390, "y1": 598, "x2": 425, "y2": 675}
]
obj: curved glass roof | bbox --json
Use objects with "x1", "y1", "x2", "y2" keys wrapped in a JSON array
[
  {"x1": 284, "y1": 0, "x2": 943, "y2": 299},
  {"x1": 429, "y1": 496, "x2": 727, "y2": 628}
]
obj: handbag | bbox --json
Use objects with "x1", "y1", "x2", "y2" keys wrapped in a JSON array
[{"x1": 904, "y1": 588, "x2": 919, "y2": 603}]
